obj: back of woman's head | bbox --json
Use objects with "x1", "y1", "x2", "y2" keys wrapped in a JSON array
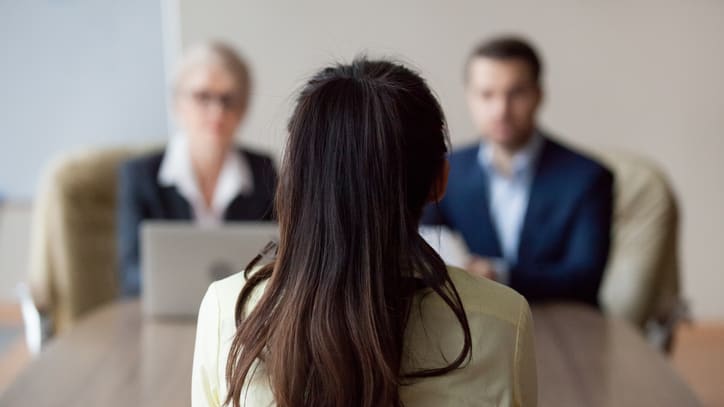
[
  {"x1": 281, "y1": 58, "x2": 448, "y2": 228},
  {"x1": 225, "y1": 58, "x2": 471, "y2": 407}
]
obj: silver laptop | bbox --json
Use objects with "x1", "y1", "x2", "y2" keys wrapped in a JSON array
[{"x1": 140, "y1": 221, "x2": 278, "y2": 319}]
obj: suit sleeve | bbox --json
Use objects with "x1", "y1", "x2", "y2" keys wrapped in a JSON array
[
  {"x1": 510, "y1": 169, "x2": 614, "y2": 305},
  {"x1": 116, "y1": 161, "x2": 144, "y2": 297}
]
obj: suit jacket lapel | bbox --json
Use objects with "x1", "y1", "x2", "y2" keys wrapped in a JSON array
[
  {"x1": 159, "y1": 185, "x2": 193, "y2": 219},
  {"x1": 463, "y1": 159, "x2": 503, "y2": 257},
  {"x1": 518, "y1": 137, "x2": 556, "y2": 260},
  {"x1": 224, "y1": 194, "x2": 252, "y2": 220}
]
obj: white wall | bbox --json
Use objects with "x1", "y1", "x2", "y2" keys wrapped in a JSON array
[
  {"x1": 174, "y1": 0, "x2": 724, "y2": 319},
  {"x1": 0, "y1": 0, "x2": 168, "y2": 200},
  {"x1": 0, "y1": 0, "x2": 168, "y2": 301}
]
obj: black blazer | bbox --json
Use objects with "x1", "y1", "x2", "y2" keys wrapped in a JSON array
[{"x1": 116, "y1": 147, "x2": 277, "y2": 297}]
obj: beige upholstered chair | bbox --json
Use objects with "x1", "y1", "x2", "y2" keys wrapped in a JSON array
[
  {"x1": 595, "y1": 149, "x2": 686, "y2": 351},
  {"x1": 28, "y1": 147, "x2": 147, "y2": 335}
]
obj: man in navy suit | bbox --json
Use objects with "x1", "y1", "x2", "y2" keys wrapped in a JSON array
[{"x1": 423, "y1": 36, "x2": 613, "y2": 306}]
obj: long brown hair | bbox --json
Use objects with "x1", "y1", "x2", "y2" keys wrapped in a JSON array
[{"x1": 224, "y1": 58, "x2": 472, "y2": 407}]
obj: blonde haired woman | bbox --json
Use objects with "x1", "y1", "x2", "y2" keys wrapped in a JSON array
[{"x1": 117, "y1": 42, "x2": 277, "y2": 297}]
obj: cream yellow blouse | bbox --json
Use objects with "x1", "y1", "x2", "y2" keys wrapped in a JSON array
[{"x1": 192, "y1": 266, "x2": 537, "y2": 406}]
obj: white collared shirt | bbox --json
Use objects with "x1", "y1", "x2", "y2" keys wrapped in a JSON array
[
  {"x1": 477, "y1": 132, "x2": 544, "y2": 284},
  {"x1": 158, "y1": 134, "x2": 254, "y2": 226}
]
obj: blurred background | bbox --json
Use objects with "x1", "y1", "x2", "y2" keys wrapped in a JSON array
[{"x1": 1, "y1": 0, "x2": 722, "y2": 405}]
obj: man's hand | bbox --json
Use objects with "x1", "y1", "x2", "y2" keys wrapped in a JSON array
[{"x1": 466, "y1": 256, "x2": 498, "y2": 281}]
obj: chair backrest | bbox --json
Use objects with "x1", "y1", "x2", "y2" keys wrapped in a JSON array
[
  {"x1": 594, "y1": 149, "x2": 681, "y2": 328},
  {"x1": 28, "y1": 146, "x2": 150, "y2": 334}
]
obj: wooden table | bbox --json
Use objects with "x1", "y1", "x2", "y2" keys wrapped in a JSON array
[
  {"x1": 533, "y1": 304, "x2": 700, "y2": 406},
  {"x1": 0, "y1": 301, "x2": 701, "y2": 406}
]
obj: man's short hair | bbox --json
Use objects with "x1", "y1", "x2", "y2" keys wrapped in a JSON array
[{"x1": 466, "y1": 36, "x2": 542, "y2": 84}]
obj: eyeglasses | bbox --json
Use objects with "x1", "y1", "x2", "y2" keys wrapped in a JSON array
[{"x1": 188, "y1": 90, "x2": 243, "y2": 111}]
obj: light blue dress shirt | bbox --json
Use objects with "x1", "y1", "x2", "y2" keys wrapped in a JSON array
[{"x1": 477, "y1": 133, "x2": 544, "y2": 284}]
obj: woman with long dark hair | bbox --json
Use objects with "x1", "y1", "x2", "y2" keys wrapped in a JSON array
[{"x1": 192, "y1": 58, "x2": 537, "y2": 407}]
